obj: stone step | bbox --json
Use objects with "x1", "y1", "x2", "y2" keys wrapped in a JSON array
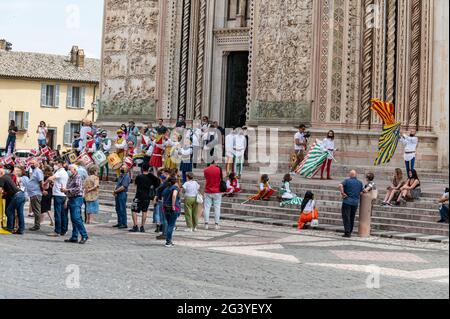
[{"x1": 220, "y1": 202, "x2": 449, "y2": 231}]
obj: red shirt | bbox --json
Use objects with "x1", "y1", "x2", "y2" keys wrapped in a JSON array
[{"x1": 204, "y1": 165, "x2": 221, "y2": 194}]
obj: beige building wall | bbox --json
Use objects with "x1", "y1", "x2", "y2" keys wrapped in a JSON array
[{"x1": 0, "y1": 78, "x2": 98, "y2": 151}]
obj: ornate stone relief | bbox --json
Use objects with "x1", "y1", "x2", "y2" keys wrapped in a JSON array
[
  {"x1": 249, "y1": 0, "x2": 313, "y2": 122},
  {"x1": 100, "y1": 0, "x2": 159, "y2": 118}
]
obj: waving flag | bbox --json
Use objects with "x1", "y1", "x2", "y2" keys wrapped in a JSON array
[
  {"x1": 295, "y1": 140, "x2": 329, "y2": 178},
  {"x1": 371, "y1": 98, "x2": 401, "y2": 165}
]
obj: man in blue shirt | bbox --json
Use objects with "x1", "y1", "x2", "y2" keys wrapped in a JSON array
[
  {"x1": 113, "y1": 165, "x2": 131, "y2": 229},
  {"x1": 339, "y1": 170, "x2": 364, "y2": 238},
  {"x1": 28, "y1": 159, "x2": 44, "y2": 231}
]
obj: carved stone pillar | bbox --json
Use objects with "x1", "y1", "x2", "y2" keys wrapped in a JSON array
[
  {"x1": 178, "y1": 0, "x2": 192, "y2": 118},
  {"x1": 408, "y1": 0, "x2": 422, "y2": 128},
  {"x1": 194, "y1": 0, "x2": 207, "y2": 120},
  {"x1": 359, "y1": 0, "x2": 375, "y2": 125},
  {"x1": 385, "y1": 0, "x2": 397, "y2": 104}
]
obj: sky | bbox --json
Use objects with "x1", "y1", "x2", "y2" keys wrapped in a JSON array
[{"x1": 0, "y1": 0, "x2": 104, "y2": 58}]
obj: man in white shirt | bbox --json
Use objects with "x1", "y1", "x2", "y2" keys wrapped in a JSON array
[
  {"x1": 401, "y1": 129, "x2": 419, "y2": 175},
  {"x1": 225, "y1": 129, "x2": 236, "y2": 176},
  {"x1": 192, "y1": 120, "x2": 202, "y2": 168},
  {"x1": 47, "y1": 160, "x2": 69, "y2": 237},
  {"x1": 292, "y1": 124, "x2": 307, "y2": 172},
  {"x1": 234, "y1": 128, "x2": 247, "y2": 178}
]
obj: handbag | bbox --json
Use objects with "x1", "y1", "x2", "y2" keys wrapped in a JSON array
[
  {"x1": 196, "y1": 193, "x2": 204, "y2": 204},
  {"x1": 218, "y1": 166, "x2": 227, "y2": 193}
]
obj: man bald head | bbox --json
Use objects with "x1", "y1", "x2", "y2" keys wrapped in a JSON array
[{"x1": 349, "y1": 170, "x2": 357, "y2": 178}]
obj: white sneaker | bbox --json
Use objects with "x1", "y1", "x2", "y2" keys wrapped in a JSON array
[
  {"x1": 204, "y1": 224, "x2": 209, "y2": 230},
  {"x1": 184, "y1": 228, "x2": 193, "y2": 232},
  {"x1": 215, "y1": 224, "x2": 220, "y2": 230},
  {"x1": 193, "y1": 227, "x2": 197, "y2": 232},
  {"x1": 165, "y1": 243, "x2": 174, "y2": 248}
]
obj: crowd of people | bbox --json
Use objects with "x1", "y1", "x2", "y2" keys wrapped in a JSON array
[{"x1": 1, "y1": 116, "x2": 448, "y2": 247}]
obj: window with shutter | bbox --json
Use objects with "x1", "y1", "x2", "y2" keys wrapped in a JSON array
[
  {"x1": 40, "y1": 84, "x2": 47, "y2": 106},
  {"x1": 80, "y1": 87, "x2": 86, "y2": 108},
  {"x1": 55, "y1": 85, "x2": 60, "y2": 107},
  {"x1": 63, "y1": 122, "x2": 71, "y2": 145},
  {"x1": 24, "y1": 112, "x2": 30, "y2": 130},
  {"x1": 9, "y1": 111, "x2": 15, "y2": 122},
  {"x1": 66, "y1": 85, "x2": 73, "y2": 107}
]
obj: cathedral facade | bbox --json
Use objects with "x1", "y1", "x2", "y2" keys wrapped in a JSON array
[{"x1": 98, "y1": 0, "x2": 449, "y2": 170}]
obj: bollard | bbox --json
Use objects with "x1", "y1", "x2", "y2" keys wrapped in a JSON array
[{"x1": 358, "y1": 190, "x2": 378, "y2": 237}]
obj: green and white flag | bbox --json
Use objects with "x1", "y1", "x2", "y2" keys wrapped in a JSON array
[{"x1": 296, "y1": 140, "x2": 329, "y2": 179}]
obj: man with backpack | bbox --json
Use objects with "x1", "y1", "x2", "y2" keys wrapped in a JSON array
[{"x1": 129, "y1": 163, "x2": 160, "y2": 233}]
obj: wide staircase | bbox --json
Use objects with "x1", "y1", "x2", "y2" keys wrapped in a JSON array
[{"x1": 98, "y1": 164, "x2": 449, "y2": 240}]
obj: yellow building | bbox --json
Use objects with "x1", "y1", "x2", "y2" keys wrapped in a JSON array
[{"x1": 0, "y1": 44, "x2": 100, "y2": 152}]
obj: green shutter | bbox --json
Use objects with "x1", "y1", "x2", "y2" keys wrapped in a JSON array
[
  {"x1": 24, "y1": 112, "x2": 30, "y2": 130},
  {"x1": 41, "y1": 84, "x2": 47, "y2": 106},
  {"x1": 55, "y1": 85, "x2": 60, "y2": 107},
  {"x1": 80, "y1": 87, "x2": 86, "y2": 108},
  {"x1": 9, "y1": 111, "x2": 15, "y2": 123},
  {"x1": 66, "y1": 85, "x2": 73, "y2": 107},
  {"x1": 63, "y1": 123, "x2": 71, "y2": 145}
]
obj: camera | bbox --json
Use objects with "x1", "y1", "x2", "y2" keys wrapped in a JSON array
[{"x1": 304, "y1": 131, "x2": 311, "y2": 139}]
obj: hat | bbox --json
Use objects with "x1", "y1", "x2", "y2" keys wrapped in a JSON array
[
  {"x1": 87, "y1": 132, "x2": 94, "y2": 137},
  {"x1": 116, "y1": 129, "x2": 124, "y2": 134}
]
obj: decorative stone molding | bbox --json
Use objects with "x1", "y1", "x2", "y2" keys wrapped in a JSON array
[
  {"x1": 178, "y1": 0, "x2": 191, "y2": 118},
  {"x1": 385, "y1": 0, "x2": 397, "y2": 103}
]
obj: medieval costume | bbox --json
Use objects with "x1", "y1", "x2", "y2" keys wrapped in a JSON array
[
  {"x1": 114, "y1": 130, "x2": 127, "y2": 177},
  {"x1": 249, "y1": 175, "x2": 276, "y2": 201},
  {"x1": 297, "y1": 191, "x2": 318, "y2": 230},
  {"x1": 179, "y1": 142, "x2": 193, "y2": 184},
  {"x1": 99, "y1": 131, "x2": 112, "y2": 181},
  {"x1": 150, "y1": 134, "x2": 164, "y2": 171}
]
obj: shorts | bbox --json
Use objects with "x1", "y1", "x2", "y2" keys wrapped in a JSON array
[{"x1": 131, "y1": 198, "x2": 150, "y2": 213}]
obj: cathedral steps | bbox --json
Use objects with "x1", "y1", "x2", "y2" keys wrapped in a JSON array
[{"x1": 97, "y1": 169, "x2": 449, "y2": 239}]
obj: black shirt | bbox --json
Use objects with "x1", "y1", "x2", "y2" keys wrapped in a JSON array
[
  {"x1": 156, "y1": 181, "x2": 170, "y2": 201},
  {"x1": 0, "y1": 175, "x2": 20, "y2": 199},
  {"x1": 135, "y1": 173, "x2": 160, "y2": 201}
]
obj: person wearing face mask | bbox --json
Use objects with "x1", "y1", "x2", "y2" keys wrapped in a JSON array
[
  {"x1": 401, "y1": 129, "x2": 419, "y2": 175},
  {"x1": 61, "y1": 165, "x2": 88, "y2": 244},
  {"x1": 113, "y1": 164, "x2": 131, "y2": 229},
  {"x1": 27, "y1": 159, "x2": 44, "y2": 231},
  {"x1": 46, "y1": 160, "x2": 69, "y2": 237},
  {"x1": 319, "y1": 130, "x2": 336, "y2": 180},
  {"x1": 115, "y1": 130, "x2": 128, "y2": 178}
]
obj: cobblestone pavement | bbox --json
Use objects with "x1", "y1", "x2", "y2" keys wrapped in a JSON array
[{"x1": 0, "y1": 207, "x2": 448, "y2": 299}]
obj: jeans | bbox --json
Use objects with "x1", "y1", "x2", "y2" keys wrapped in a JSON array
[
  {"x1": 6, "y1": 192, "x2": 26, "y2": 232},
  {"x1": 234, "y1": 155, "x2": 244, "y2": 178},
  {"x1": 54, "y1": 196, "x2": 68, "y2": 234},
  {"x1": 68, "y1": 196, "x2": 88, "y2": 240},
  {"x1": 165, "y1": 211, "x2": 180, "y2": 244},
  {"x1": 405, "y1": 157, "x2": 416, "y2": 175},
  {"x1": 440, "y1": 205, "x2": 449, "y2": 221},
  {"x1": 5, "y1": 136, "x2": 16, "y2": 155},
  {"x1": 38, "y1": 139, "x2": 46, "y2": 147},
  {"x1": 204, "y1": 193, "x2": 222, "y2": 225},
  {"x1": 115, "y1": 192, "x2": 128, "y2": 226},
  {"x1": 341, "y1": 203, "x2": 358, "y2": 235}
]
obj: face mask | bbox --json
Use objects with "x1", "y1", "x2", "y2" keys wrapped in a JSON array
[
  {"x1": 5, "y1": 169, "x2": 11, "y2": 175},
  {"x1": 120, "y1": 169, "x2": 126, "y2": 174},
  {"x1": 67, "y1": 171, "x2": 73, "y2": 178},
  {"x1": 31, "y1": 165, "x2": 36, "y2": 169},
  {"x1": 53, "y1": 166, "x2": 59, "y2": 171},
  {"x1": 118, "y1": 135, "x2": 123, "y2": 138},
  {"x1": 410, "y1": 134, "x2": 415, "y2": 137}
]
